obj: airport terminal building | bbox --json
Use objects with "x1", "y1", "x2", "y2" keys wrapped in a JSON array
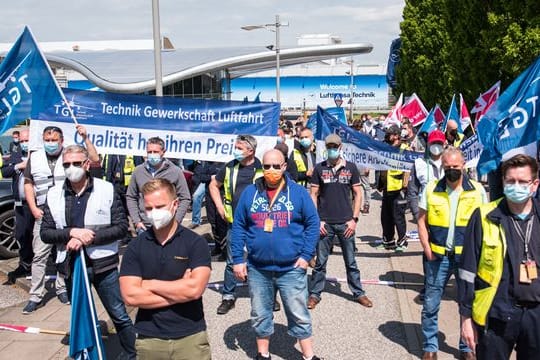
[{"x1": 1, "y1": 34, "x2": 390, "y2": 116}]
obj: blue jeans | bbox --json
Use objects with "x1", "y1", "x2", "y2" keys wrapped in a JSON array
[
  {"x1": 310, "y1": 223, "x2": 365, "y2": 300},
  {"x1": 422, "y1": 255, "x2": 470, "y2": 353},
  {"x1": 248, "y1": 266, "x2": 312, "y2": 339},
  {"x1": 191, "y1": 183, "x2": 206, "y2": 225},
  {"x1": 87, "y1": 267, "x2": 137, "y2": 359},
  {"x1": 222, "y1": 227, "x2": 238, "y2": 300}
]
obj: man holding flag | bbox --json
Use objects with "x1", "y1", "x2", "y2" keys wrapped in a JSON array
[{"x1": 40, "y1": 144, "x2": 136, "y2": 359}]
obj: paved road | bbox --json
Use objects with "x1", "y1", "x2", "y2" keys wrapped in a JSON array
[{"x1": 0, "y1": 192, "x2": 469, "y2": 359}]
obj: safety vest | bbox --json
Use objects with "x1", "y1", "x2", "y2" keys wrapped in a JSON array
[
  {"x1": 292, "y1": 149, "x2": 308, "y2": 186},
  {"x1": 386, "y1": 143, "x2": 408, "y2": 192},
  {"x1": 48, "y1": 178, "x2": 118, "y2": 263},
  {"x1": 472, "y1": 199, "x2": 506, "y2": 326},
  {"x1": 426, "y1": 177, "x2": 484, "y2": 258},
  {"x1": 30, "y1": 150, "x2": 65, "y2": 206},
  {"x1": 223, "y1": 161, "x2": 263, "y2": 223},
  {"x1": 102, "y1": 155, "x2": 135, "y2": 186}
]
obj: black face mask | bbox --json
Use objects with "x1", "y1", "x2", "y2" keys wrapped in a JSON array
[{"x1": 445, "y1": 168, "x2": 462, "y2": 182}]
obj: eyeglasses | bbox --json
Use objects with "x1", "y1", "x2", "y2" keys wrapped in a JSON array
[
  {"x1": 237, "y1": 135, "x2": 255, "y2": 150},
  {"x1": 62, "y1": 161, "x2": 86, "y2": 169},
  {"x1": 504, "y1": 179, "x2": 534, "y2": 186},
  {"x1": 263, "y1": 164, "x2": 283, "y2": 170}
]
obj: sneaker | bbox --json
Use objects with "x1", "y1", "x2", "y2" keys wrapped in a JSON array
[
  {"x1": 22, "y1": 300, "x2": 41, "y2": 314},
  {"x1": 188, "y1": 223, "x2": 200, "y2": 230},
  {"x1": 273, "y1": 299, "x2": 281, "y2": 312},
  {"x1": 310, "y1": 356, "x2": 322, "y2": 360},
  {"x1": 361, "y1": 204, "x2": 370, "y2": 214},
  {"x1": 7, "y1": 266, "x2": 31, "y2": 284},
  {"x1": 217, "y1": 299, "x2": 235, "y2": 315},
  {"x1": 307, "y1": 295, "x2": 319, "y2": 310},
  {"x1": 395, "y1": 239, "x2": 409, "y2": 253},
  {"x1": 255, "y1": 353, "x2": 271, "y2": 360},
  {"x1": 57, "y1": 292, "x2": 70, "y2": 305}
]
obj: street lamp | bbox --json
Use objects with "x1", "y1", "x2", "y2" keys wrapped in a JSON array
[
  {"x1": 151, "y1": 0, "x2": 163, "y2": 96},
  {"x1": 241, "y1": 15, "x2": 289, "y2": 103},
  {"x1": 345, "y1": 58, "x2": 355, "y2": 123}
]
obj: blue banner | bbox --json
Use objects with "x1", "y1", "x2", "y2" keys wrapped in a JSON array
[
  {"x1": 477, "y1": 56, "x2": 540, "y2": 175},
  {"x1": 30, "y1": 88, "x2": 280, "y2": 161},
  {"x1": 0, "y1": 26, "x2": 64, "y2": 135},
  {"x1": 386, "y1": 38, "x2": 401, "y2": 89},
  {"x1": 313, "y1": 106, "x2": 422, "y2": 170},
  {"x1": 326, "y1": 107, "x2": 348, "y2": 124}
]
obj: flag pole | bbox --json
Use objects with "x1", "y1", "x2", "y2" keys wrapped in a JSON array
[
  {"x1": 78, "y1": 248, "x2": 104, "y2": 360},
  {"x1": 26, "y1": 27, "x2": 79, "y2": 126}
]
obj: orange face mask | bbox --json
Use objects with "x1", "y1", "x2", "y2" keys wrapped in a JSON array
[{"x1": 263, "y1": 170, "x2": 282, "y2": 186}]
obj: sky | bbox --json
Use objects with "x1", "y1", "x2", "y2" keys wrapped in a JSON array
[{"x1": 0, "y1": 0, "x2": 404, "y2": 65}]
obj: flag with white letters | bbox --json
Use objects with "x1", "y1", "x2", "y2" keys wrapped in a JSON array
[{"x1": 0, "y1": 26, "x2": 68, "y2": 135}]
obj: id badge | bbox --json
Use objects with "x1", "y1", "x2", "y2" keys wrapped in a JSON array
[
  {"x1": 264, "y1": 218, "x2": 274, "y2": 232},
  {"x1": 520, "y1": 263, "x2": 532, "y2": 284},
  {"x1": 527, "y1": 260, "x2": 538, "y2": 280}
]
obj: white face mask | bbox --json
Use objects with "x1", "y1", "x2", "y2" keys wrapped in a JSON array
[
  {"x1": 429, "y1": 143, "x2": 444, "y2": 156},
  {"x1": 146, "y1": 205, "x2": 175, "y2": 230},
  {"x1": 64, "y1": 165, "x2": 86, "y2": 183}
]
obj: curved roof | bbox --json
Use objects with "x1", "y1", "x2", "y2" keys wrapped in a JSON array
[{"x1": 44, "y1": 43, "x2": 373, "y2": 93}]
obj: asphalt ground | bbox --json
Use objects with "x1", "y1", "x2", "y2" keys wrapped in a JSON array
[{"x1": 0, "y1": 190, "x2": 470, "y2": 359}]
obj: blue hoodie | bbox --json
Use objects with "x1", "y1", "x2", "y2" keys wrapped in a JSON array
[{"x1": 231, "y1": 176, "x2": 320, "y2": 272}]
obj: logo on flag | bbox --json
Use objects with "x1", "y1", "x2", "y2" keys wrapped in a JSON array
[
  {"x1": 400, "y1": 93, "x2": 428, "y2": 126},
  {"x1": 0, "y1": 26, "x2": 69, "y2": 135},
  {"x1": 477, "y1": 56, "x2": 540, "y2": 175},
  {"x1": 334, "y1": 93, "x2": 343, "y2": 107}
]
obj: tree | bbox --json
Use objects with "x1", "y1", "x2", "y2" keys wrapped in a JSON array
[{"x1": 396, "y1": 0, "x2": 540, "y2": 110}]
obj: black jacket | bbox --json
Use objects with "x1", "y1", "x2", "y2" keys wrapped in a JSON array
[
  {"x1": 1, "y1": 148, "x2": 27, "y2": 201},
  {"x1": 40, "y1": 176, "x2": 128, "y2": 274},
  {"x1": 458, "y1": 197, "x2": 540, "y2": 322},
  {"x1": 192, "y1": 161, "x2": 222, "y2": 188}
]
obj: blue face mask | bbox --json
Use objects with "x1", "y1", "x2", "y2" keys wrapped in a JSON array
[
  {"x1": 327, "y1": 148, "x2": 340, "y2": 160},
  {"x1": 300, "y1": 138, "x2": 312, "y2": 148},
  {"x1": 504, "y1": 183, "x2": 532, "y2": 204},
  {"x1": 147, "y1": 154, "x2": 162, "y2": 167},
  {"x1": 20, "y1": 142, "x2": 28, "y2": 152},
  {"x1": 276, "y1": 137, "x2": 284, "y2": 144},
  {"x1": 233, "y1": 149, "x2": 245, "y2": 161},
  {"x1": 44, "y1": 141, "x2": 59, "y2": 155}
]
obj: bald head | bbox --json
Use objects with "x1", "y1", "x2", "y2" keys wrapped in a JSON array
[
  {"x1": 263, "y1": 149, "x2": 285, "y2": 165},
  {"x1": 446, "y1": 119, "x2": 458, "y2": 131}
]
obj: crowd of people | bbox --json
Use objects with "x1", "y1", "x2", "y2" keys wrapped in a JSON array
[{"x1": 1, "y1": 113, "x2": 539, "y2": 360}]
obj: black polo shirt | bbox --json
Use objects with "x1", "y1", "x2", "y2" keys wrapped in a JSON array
[
  {"x1": 119, "y1": 225, "x2": 211, "y2": 339},
  {"x1": 310, "y1": 159, "x2": 360, "y2": 223}
]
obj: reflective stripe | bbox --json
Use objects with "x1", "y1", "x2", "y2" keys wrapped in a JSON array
[
  {"x1": 459, "y1": 269, "x2": 476, "y2": 284},
  {"x1": 430, "y1": 242, "x2": 463, "y2": 255},
  {"x1": 223, "y1": 162, "x2": 262, "y2": 223}
]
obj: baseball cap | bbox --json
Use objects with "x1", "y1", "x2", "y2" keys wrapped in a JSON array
[
  {"x1": 325, "y1": 134, "x2": 342, "y2": 146},
  {"x1": 427, "y1": 130, "x2": 446, "y2": 144},
  {"x1": 385, "y1": 125, "x2": 401, "y2": 136}
]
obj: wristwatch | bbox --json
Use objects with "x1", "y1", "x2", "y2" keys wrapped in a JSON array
[{"x1": 352, "y1": 217, "x2": 359, "y2": 222}]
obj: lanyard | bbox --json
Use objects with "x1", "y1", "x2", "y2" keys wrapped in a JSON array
[
  {"x1": 267, "y1": 179, "x2": 285, "y2": 212},
  {"x1": 511, "y1": 216, "x2": 534, "y2": 261}
]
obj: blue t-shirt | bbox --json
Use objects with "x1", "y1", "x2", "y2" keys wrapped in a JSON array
[{"x1": 119, "y1": 225, "x2": 211, "y2": 339}]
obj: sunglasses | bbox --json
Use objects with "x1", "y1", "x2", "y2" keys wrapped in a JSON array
[
  {"x1": 237, "y1": 135, "x2": 255, "y2": 150},
  {"x1": 263, "y1": 164, "x2": 283, "y2": 170},
  {"x1": 62, "y1": 161, "x2": 86, "y2": 169}
]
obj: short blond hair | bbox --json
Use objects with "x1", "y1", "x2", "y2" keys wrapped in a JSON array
[{"x1": 142, "y1": 178, "x2": 176, "y2": 199}]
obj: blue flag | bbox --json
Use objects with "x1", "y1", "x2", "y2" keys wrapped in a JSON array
[
  {"x1": 418, "y1": 106, "x2": 439, "y2": 135},
  {"x1": 442, "y1": 94, "x2": 461, "y2": 133},
  {"x1": 313, "y1": 106, "x2": 422, "y2": 170},
  {"x1": 69, "y1": 251, "x2": 105, "y2": 360},
  {"x1": 0, "y1": 26, "x2": 67, "y2": 135},
  {"x1": 386, "y1": 38, "x2": 401, "y2": 89},
  {"x1": 477, "y1": 56, "x2": 540, "y2": 176}
]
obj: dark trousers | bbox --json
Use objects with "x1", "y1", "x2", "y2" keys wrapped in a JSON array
[
  {"x1": 15, "y1": 204, "x2": 34, "y2": 269},
  {"x1": 381, "y1": 190, "x2": 407, "y2": 246},
  {"x1": 205, "y1": 189, "x2": 227, "y2": 250},
  {"x1": 477, "y1": 305, "x2": 540, "y2": 360}
]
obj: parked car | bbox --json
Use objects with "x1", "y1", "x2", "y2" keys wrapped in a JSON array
[{"x1": 0, "y1": 179, "x2": 16, "y2": 259}]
